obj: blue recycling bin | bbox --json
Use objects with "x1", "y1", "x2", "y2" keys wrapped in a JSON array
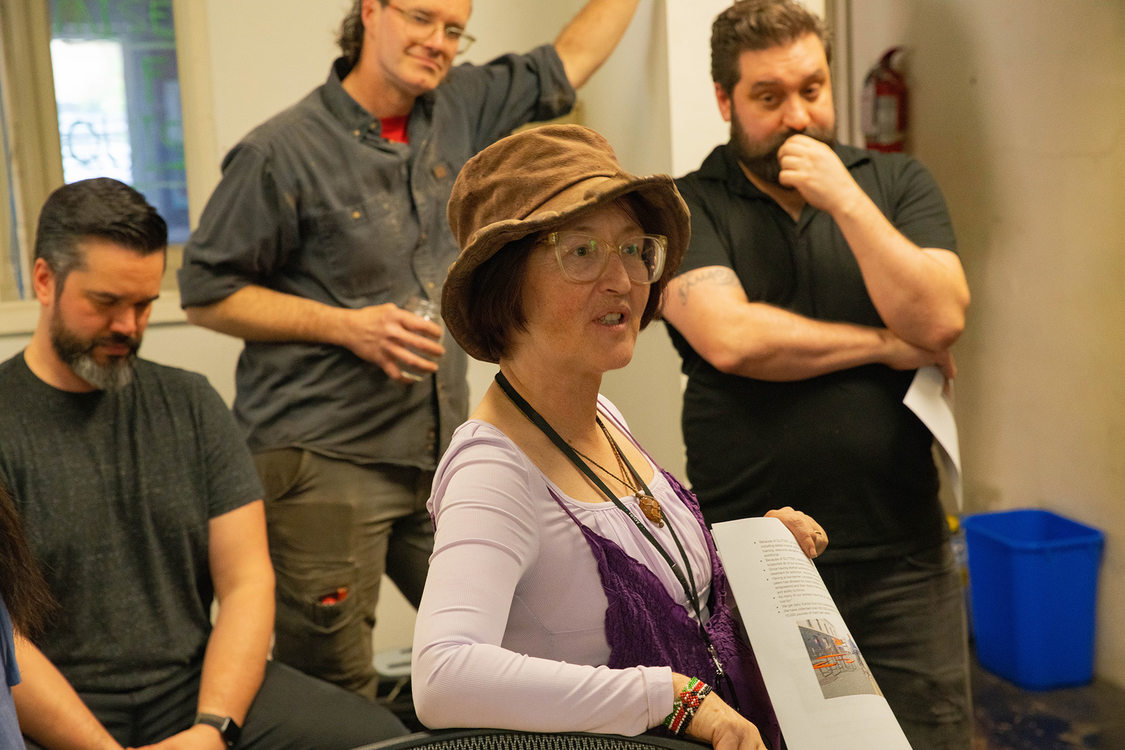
[{"x1": 962, "y1": 509, "x2": 1104, "y2": 690}]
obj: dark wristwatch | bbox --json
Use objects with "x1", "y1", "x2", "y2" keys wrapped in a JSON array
[{"x1": 193, "y1": 713, "x2": 241, "y2": 748}]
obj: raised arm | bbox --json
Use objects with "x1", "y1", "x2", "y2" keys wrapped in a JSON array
[
  {"x1": 662, "y1": 266, "x2": 954, "y2": 382},
  {"x1": 553, "y1": 0, "x2": 640, "y2": 89},
  {"x1": 777, "y1": 135, "x2": 970, "y2": 350},
  {"x1": 12, "y1": 635, "x2": 123, "y2": 750}
]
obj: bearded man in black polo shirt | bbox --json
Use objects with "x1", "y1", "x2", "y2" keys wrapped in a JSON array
[{"x1": 662, "y1": 2, "x2": 972, "y2": 749}]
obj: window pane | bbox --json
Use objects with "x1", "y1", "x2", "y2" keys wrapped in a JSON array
[
  {"x1": 0, "y1": 76, "x2": 26, "y2": 300},
  {"x1": 48, "y1": 0, "x2": 188, "y2": 243},
  {"x1": 51, "y1": 39, "x2": 132, "y2": 185}
]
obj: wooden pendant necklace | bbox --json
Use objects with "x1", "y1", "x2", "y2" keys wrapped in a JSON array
[{"x1": 572, "y1": 417, "x2": 664, "y2": 527}]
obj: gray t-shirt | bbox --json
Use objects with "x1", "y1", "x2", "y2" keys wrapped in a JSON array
[{"x1": 0, "y1": 354, "x2": 262, "y2": 693}]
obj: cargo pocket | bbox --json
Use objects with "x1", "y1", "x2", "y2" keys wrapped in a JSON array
[{"x1": 272, "y1": 564, "x2": 365, "y2": 679}]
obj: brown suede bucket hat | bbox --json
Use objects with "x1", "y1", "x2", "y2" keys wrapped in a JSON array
[{"x1": 443, "y1": 124, "x2": 690, "y2": 363}]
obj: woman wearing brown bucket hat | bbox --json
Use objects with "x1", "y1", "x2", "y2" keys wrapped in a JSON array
[{"x1": 411, "y1": 125, "x2": 828, "y2": 749}]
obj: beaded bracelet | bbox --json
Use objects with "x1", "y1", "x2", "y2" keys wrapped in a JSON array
[{"x1": 663, "y1": 677, "x2": 713, "y2": 735}]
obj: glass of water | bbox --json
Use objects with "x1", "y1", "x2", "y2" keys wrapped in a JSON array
[{"x1": 401, "y1": 295, "x2": 442, "y2": 382}]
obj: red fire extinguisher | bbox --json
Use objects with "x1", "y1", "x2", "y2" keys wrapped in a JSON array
[{"x1": 861, "y1": 47, "x2": 908, "y2": 153}]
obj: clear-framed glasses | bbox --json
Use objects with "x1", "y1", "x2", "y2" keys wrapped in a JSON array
[
  {"x1": 543, "y1": 232, "x2": 668, "y2": 285},
  {"x1": 384, "y1": 2, "x2": 476, "y2": 55}
]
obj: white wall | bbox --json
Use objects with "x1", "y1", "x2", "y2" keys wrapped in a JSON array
[{"x1": 847, "y1": 0, "x2": 1125, "y2": 686}]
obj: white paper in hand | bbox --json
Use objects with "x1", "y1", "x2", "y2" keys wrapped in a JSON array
[{"x1": 711, "y1": 517, "x2": 912, "y2": 750}]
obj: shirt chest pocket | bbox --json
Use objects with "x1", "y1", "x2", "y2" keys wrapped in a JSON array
[{"x1": 300, "y1": 192, "x2": 421, "y2": 305}]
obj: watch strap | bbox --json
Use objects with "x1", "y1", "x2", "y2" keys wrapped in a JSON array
[{"x1": 193, "y1": 712, "x2": 241, "y2": 748}]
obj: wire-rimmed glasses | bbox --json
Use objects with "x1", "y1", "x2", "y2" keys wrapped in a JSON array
[
  {"x1": 542, "y1": 232, "x2": 668, "y2": 285},
  {"x1": 383, "y1": 2, "x2": 476, "y2": 55}
]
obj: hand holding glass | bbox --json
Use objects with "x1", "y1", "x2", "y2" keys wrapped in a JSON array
[{"x1": 400, "y1": 296, "x2": 443, "y2": 382}]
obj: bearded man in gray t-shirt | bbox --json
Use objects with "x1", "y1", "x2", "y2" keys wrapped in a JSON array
[{"x1": 3, "y1": 178, "x2": 405, "y2": 750}]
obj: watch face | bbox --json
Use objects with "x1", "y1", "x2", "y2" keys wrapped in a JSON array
[{"x1": 196, "y1": 713, "x2": 241, "y2": 746}]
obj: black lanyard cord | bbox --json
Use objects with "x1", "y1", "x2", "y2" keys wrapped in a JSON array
[{"x1": 494, "y1": 372, "x2": 732, "y2": 691}]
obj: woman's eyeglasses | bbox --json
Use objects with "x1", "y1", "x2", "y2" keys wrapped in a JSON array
[{"x1": 542, "y1": 232, "x2": 667, "y2": 285}]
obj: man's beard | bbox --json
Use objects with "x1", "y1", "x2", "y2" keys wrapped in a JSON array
[
  {"x1": 730, "y1": 108, "x2": 837, "y2": 188},
  {"x1": 50, "y1": 316, "x2": 139, "y2": 392}
]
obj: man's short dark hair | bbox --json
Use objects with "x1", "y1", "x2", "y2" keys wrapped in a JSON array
[
  {"x1": 34, "y1": 177, "x2": 167, "y2": 290},
  {"x1": 711, "y1": 0, "x2": 832, "y2": 95}
]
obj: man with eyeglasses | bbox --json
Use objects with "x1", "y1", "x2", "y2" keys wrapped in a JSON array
[{"x1": 179, "y1": 0, "x2": 641, "y2": 702}]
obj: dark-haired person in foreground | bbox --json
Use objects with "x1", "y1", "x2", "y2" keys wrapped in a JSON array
[
  {"x1": 661, "y1": 2, "x2": 972, "y2": 748},
  {"x1": 1, "y1": 178, "x2": 406, "y2": 749},
  {"x1": 1, "y1": 482, "x2": 54, "y2": 749}
]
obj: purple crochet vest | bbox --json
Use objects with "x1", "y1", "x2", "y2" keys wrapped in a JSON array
[{"x1": 547, "y1": 426, "x2": 782, "y2": 749}]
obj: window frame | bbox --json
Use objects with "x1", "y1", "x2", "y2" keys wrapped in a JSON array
[
  {"x1": 0, "y1": 1, "x2": 62, "y2": 312},
  {"x1": 0, "y1": 0, "x2": 210, "y2": 335}
]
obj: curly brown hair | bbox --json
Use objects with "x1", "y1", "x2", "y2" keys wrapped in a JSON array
[
  {"x1": 711, "y1": 0, "x2": 831, "y2": 95},
  {"x1": 337, "y1": 0, "x2": 374, "y2": 69}
]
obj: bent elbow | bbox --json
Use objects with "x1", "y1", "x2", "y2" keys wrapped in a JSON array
[
  {"x1": 411, "y1": 689, "x2": 440, "y2": 730},
  {"x1": 183, "y1": 300, "x2": 236, "y2": 336},
  {"x1": 693, "y1": 336, "x2": 750, "y2": 375},
  {"x1": 933, "y1": 326, "x2": 963, "y2": 352},
  {"x1": 708, "y1": 348, "x2": 746, "y2": 376},
  {"x1": 412, "y1": 677, "x2": 468, "y2": 730},
  {"x1": 707, "y1": 339, "x2": 776, "y2": 378},
  {"x1": 930, "y1": 309, "x2": 967, "y2": 351},
  {"x1": 932, "y1": 288, "x2": 970, "y2": 349},
  {"x1": 410, "y1": 646, "x2": 465, "y2": 730},
  {"x1": 183, "y1": 304, "x2": 212, "y2": 328}
]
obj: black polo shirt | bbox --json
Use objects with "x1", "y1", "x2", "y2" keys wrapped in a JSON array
[{"x1": 667, "y1": 143, "x2": 957, "y2": 561}]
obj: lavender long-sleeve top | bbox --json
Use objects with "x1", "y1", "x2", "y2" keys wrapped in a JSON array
[{"x1": 412, "y1": 397, "x2": 714, "y2": 734}]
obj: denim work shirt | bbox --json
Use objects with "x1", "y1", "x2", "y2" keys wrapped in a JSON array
[{"x1": 179, "y1": 49, "x2": 575, "y2": 468}]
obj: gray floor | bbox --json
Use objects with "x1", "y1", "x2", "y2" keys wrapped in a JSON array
[{"x1": 972, "y1": 655, "x2": 1125, "y2": 749}]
